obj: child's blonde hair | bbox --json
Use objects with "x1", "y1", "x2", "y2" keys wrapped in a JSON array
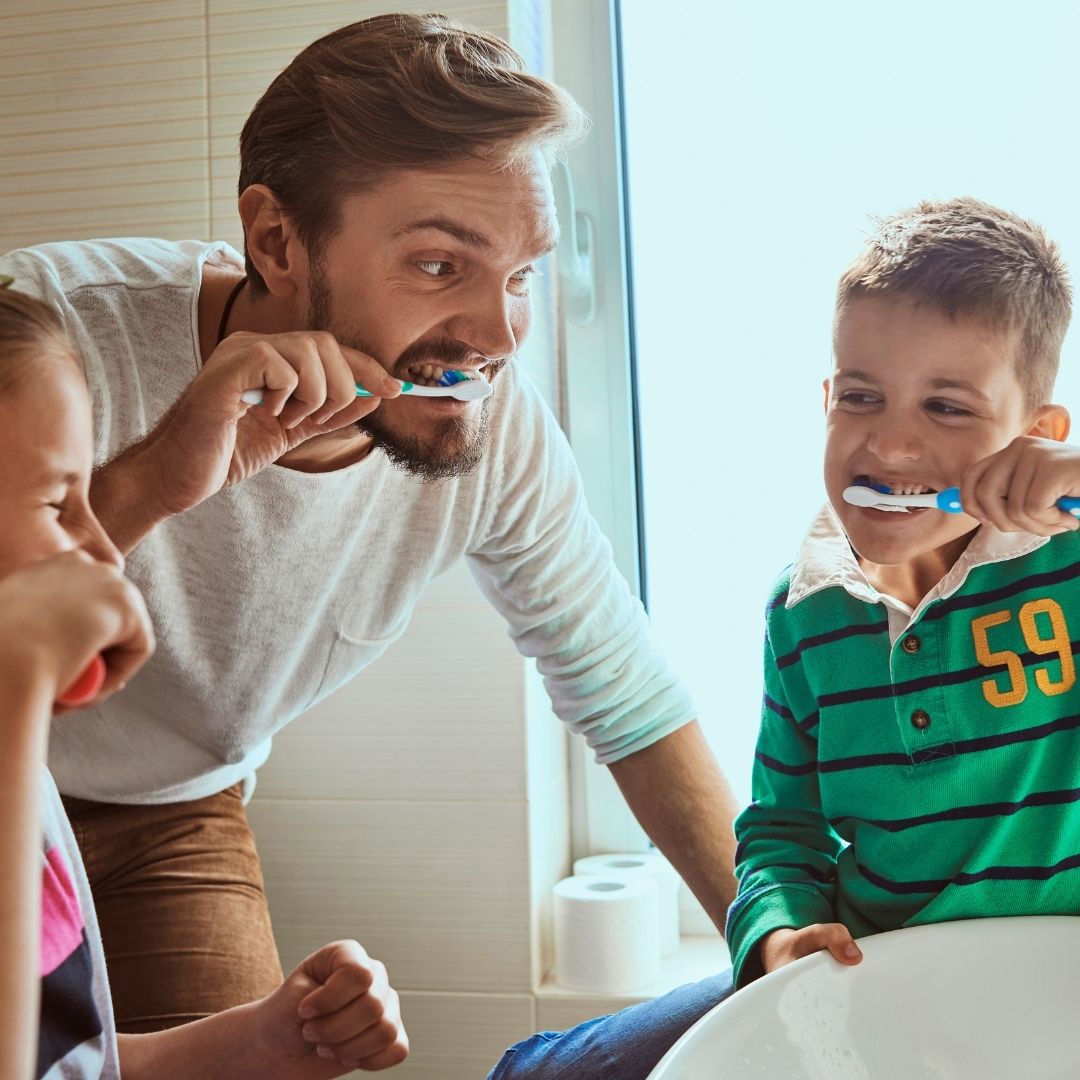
[
  {"x1": 836, "y1": 197, "x2": 1072, "y2": 410},
  {"x1": 0, "y1": 285, "x2": 72, "y2": 390}
]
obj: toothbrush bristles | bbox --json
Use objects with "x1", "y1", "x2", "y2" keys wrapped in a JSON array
[{"x1": 437, "y1": 369, "x2": 473, "y2": 386}]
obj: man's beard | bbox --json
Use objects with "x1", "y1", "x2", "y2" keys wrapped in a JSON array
[{"x1": 308, "y1": 263, "x2": 493, "y2": 483}]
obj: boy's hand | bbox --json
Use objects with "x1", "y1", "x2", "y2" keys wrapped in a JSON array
[
  {"x1": 253, "y1": 939, "x2": 407, "y2": 1075},
  {"x1": 760, "y1": 923, "x2": 862, "y2": 976},
  {"x1": 0, "y1": 552, "x2": 154, "y2": 706},
  {"x1": 959, "y1": 436, "x2": 1080, "y2": 536}
]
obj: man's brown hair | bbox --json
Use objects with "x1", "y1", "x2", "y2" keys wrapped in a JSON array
[
  {"x1": 238, "y1": 12, "x2": 589, "y2": 291},
  {"x1": 0, "y1": 284, "x2": 72, "y2": 391},
  {"x1": 836, "y1": 197, "x2": 1072, "y2": 409}
]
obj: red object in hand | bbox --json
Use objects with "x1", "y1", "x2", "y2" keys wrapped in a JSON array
[{"x1": 57, "y1": 654, "x2": 107, "y2": 708}]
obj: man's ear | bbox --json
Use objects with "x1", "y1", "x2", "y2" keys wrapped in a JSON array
[
  {"x1": 238, "y1": 184, "x2": 303, "y2": 299},
  {"x1": 1027, "y1": 403, "x2": 1071, "y2": 443},
  {"x1": 822, "y1": 377, "x2": 832, "y2": 415}
]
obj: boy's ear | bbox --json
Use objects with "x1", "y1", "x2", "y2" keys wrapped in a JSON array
[
  {"x1": 1027, "y1": 403, "x2": 1071, "y2": 443},
  {"x1": 237, "y1": 184, "x2": 304, "y2": 299}
]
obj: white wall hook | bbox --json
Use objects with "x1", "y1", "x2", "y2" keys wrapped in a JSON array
[{"x1": 554, "y1": 159, "x2": 597, "y2": 325}]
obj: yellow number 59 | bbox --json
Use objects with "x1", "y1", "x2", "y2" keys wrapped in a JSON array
[{"x1": 971, "y1": 598, "x2": 1077, "y2": 708}]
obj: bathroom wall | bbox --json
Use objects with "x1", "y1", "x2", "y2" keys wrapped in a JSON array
[{"x1": 0, "y1": 2, "x2": 572, "y2": 1076}]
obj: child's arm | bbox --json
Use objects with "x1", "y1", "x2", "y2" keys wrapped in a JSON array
[
  {"x1": 725, "y1": 615, "x2": 846, "y2": 988},
  {"x1": 0, "y1": 650, "x2": 55, "y2": 1080},
  {"x1": 117, "y1": 939, "x2": 407, "y2": 1079},
  {"x1": 959, "y1": 430, "x2": 1080, "y2": 536},
  {"x1": 0, "y1": 555, "x2": 153, "y2": 1080}
]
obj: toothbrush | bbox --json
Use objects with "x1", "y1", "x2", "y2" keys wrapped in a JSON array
[
  {"x1": 843, "y1": 483, "x2": 1080, "y2": 517},
  {"x1": 57, "y1": 654, "x2": 107, "y2": 708},
  {"x1": 240, "y1": 368, "x2": 492, "y2": 406}
]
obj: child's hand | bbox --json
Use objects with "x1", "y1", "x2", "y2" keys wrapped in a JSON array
[
  {"x1": 760, "y1": 923, "x2": 862, "y2": 975},
  {"x1": 253, "y1": 939, "x2": 407, "y2": 1075},
  {"x1": 0, "y1": 552, "x2": 154, "y2": 706},
  {"x1": 959, "y1": 436, "x2": 1080, "y2": 536}
]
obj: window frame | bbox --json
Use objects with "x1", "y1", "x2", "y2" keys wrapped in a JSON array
[{"x1": 550, "y1": 0, "x2": 649, "y2": 856}]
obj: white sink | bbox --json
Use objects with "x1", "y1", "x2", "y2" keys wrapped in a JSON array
[{"x1": 649, "y1": 917, "x2": 1080, "y2": 1079}]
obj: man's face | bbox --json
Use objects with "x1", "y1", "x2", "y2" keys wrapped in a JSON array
[
  {"x1": 825, "y1": 295, "x2": 1034, "y2": 571},
  {"x1": 305, "y1": 153, "x2": 558, "y2": 480}
]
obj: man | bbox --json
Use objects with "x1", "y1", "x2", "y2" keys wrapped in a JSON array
[{"x1": 1, "y1": 12, "x2": 737, "y2": 1075}]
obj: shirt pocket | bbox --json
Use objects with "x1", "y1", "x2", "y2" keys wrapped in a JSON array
[{"x1": 308, "y1": 619, "x2": 410, "y2": 709}]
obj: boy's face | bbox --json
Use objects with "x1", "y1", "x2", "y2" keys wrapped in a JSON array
[
  {"x1": 825, "y1": 295, "x2": 1036, "y2": 569},
  {"x1": 0, "y1": 351, "x2": 122, "y2": 579}
]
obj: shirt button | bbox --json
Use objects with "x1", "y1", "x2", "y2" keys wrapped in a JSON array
[
  {"x1": 911, "y1": 709, "x2": 931, "y2": 730},
  {"x1": 902, "y1": 635, "x2": 921, "y2": 654}
]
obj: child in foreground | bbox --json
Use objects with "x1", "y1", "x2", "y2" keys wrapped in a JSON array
[
  {"x1": 728, "y1": 198, "x2": 1080, "y2": 987},
  {"x1": 0, "y1": 283, "x2": 407, "y2": 1077}
]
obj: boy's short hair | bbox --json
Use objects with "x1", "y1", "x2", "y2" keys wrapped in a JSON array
[
  {"x1": 238, "y1": 12, "x2": 589, "y2": 292},
  {"x1": 0, "y1": 285, "x2": 71, "y2": 391},
  {"x1": 836, "y1": 197, "x2": 1072, "y2": 409}
]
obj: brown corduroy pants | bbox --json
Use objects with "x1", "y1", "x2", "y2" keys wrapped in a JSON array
[{"x1": 61, "y1": 782, "x2": 284, "y2": 1033}]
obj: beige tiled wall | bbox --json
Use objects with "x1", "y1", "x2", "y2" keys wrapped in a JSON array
[
  {"x1": 1, "y1": 3, "x2": 572, "y2": 1077},
  {"x1": 0, "y1": 2, "x2": 211, "y2": 246}
]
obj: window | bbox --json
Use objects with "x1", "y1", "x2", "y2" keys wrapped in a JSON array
[{"x1": 555, "y1": 0, "x2": 1080, "y2": 839}]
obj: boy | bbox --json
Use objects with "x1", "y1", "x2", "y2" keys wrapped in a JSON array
[{"x1": 728, "y1": 197, "x2": 1080, "y2": 986}]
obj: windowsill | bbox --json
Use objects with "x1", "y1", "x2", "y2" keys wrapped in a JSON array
[{"x1": 538, "y1": 934, "x2": 731, "y2": 1003}]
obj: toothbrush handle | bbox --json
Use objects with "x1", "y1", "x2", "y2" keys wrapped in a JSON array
[
  {"x1": 935, "y1": 488, "x2": 965, "y2": 513},
  {"x1": 936, "y1": 486, "x2": 1080, "y2": 517},
  {"x1": 57, "y1": 654, "x2": 107, "y2": 708},
  {"x1": 241, "y1": 382, "x2": 377, "y2": 406}
]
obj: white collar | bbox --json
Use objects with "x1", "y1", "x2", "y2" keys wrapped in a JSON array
[{"x1": 787, "y1": 504, "x2": 1050, "y2": 623}]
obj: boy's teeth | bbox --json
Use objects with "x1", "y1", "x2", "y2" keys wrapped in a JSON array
[{"x1": 857, "y1": 476, "x2": 931, "y2": 497}]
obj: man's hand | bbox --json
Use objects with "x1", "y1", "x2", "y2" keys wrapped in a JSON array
[
  {"x1": 959, "y1": 436, "x2": 1080, "y2": 536},
  {"x1": 104, "y1": 330, "x2": 402, "y2": 522},
  {"x1": 0, "y1": 552, "x2": 154, "y2": 707},
  {"x1": 149, "y1": 330, "x2": 402, "y2": 514},
  {"x1": 760, "y1": 923, "x2": 862, "y2": 976},
  {"x1": 253, "y1": 939, "x2": 407, "y2": 1075}
]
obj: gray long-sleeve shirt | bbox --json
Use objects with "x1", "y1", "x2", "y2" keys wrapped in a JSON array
[{"x1": 1, "y1": 238, "x2": 694, "y2": 803}]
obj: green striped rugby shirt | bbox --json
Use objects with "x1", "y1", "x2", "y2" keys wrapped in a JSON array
[{"x1": 728, "y1": 506, "x2": 1080, "y2": 987}]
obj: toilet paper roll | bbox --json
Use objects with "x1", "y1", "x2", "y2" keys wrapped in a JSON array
[
  {"x1": 553, "y1": 875, "x2": 660, "y2": 993},
  {"x1": 574, "y1": 852, "x2": 681, "y2": 955}
]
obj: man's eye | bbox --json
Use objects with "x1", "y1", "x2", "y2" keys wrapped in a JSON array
[
  {"x1": 416, "y1": 260, "x2": 452, "y2": 276},
  {"x1": 511, "y1": 265, "x2": 537, "y2": 282}
]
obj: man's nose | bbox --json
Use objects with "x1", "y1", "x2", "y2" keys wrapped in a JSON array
[{"x1": 445, "y1": 287, "x2": 520, "y2": 362}]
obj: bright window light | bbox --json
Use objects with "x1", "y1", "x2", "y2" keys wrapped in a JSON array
[{"x1": 619, "y1": 0, "x2": 1080, "y2": 804}]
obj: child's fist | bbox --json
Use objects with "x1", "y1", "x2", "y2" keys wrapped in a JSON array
[
  {"x1": 292, "y1": 939, "x2": 407, "y2": 1072},
  {"x1": 0, "y1": 552, "x2": 154, "y2": 707},
  {"x1": 959, "y1": 436, "x2": 1080, "y2": 536},
  {"x1": 760, "y1": 923, "x2": 862, "y2": 975}
]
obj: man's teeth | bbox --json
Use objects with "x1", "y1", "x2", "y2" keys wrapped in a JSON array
[
  {"x1": 407, "y1": 363, "x2": 445, "y2": 385},
  {"x1": 404, "y1": 363, "x2": 491, "y2": 386}
]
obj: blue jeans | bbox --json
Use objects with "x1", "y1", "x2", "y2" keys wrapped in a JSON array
[{"x1": 487, "y1": 969, "x2": 734, "y2": 1080}]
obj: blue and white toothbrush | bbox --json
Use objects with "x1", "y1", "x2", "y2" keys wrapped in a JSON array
[
  {"x1": 240, "y1": 368, "x2": 492, "y2": 406},
  {"x1": 843, "y1": 482, "x2": 1080, "y2": 517}
]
